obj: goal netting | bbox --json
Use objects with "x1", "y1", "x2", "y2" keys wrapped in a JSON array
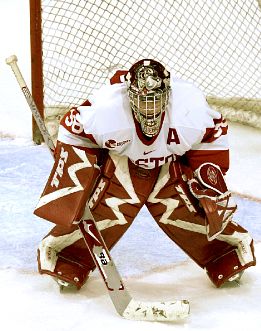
[{"x1": 30, "y1": 0, "x2": 261, "y2": 141}]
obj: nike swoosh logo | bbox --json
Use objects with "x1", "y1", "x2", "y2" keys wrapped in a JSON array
[{"x1": 143, "y1": 150, "x2": 155, "y2": 155}]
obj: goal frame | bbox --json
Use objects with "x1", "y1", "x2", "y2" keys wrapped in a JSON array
[{"x1": 30, "y1": 0, "x2": 44, "y2": 144}]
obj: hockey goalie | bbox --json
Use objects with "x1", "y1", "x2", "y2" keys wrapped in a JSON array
[{"x1": 34, "y1": 59, "x2": 256, "y2": 290}]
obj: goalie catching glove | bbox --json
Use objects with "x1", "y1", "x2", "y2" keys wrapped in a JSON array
[{"x1": 188, "y1": 163, "x2": 237, "y2": 241}]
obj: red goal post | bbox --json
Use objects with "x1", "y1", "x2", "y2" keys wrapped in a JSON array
[{"x1": 30, "y1": 0, "x2": 261, "y2": 144}]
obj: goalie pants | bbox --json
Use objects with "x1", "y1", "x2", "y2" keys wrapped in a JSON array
[{"x1": 38, "y1": 154, "x2": 256, "y2": 289}]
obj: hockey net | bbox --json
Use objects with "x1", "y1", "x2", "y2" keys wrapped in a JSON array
[{"x1": 30, "y1": 0, "x2": 261, "y2": 142}]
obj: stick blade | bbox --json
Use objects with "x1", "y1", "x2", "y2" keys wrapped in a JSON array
[{"x1": 122, "y1": 299, "x2": 190, "y2": 321}]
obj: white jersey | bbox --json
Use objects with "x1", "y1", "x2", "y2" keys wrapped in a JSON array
[{"x1": 58, "y1": 75, "x2": 229, "y2": 170}]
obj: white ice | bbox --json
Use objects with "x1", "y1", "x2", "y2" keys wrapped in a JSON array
[{"x1": 0, "y1": 2, "x2": 261, "y2": 330}]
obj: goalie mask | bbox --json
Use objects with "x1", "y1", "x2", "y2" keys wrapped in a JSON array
[{"x1": 126, "y1": 59, "x2": 170, "y2": 137}]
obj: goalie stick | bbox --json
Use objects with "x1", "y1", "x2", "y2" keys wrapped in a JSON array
[
  {"x1": 6, "y1": 55, "x2": 190, "y2": 322},
  {"x1": 5, "y1": 55, "x2": 55, "y2": 155}
]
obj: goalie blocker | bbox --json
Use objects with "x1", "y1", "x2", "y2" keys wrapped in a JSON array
[{"x1": 34, "y1": 145, "x2": 256, "y2": 290}]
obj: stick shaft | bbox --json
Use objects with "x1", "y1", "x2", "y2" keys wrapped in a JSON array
[{"x1": 6, "y1": 55, "x2": 55, "y2": 154}]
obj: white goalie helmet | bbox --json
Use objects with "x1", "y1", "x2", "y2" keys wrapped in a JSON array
[{"x1": 125, "y1": 59, "x2": 170, "y2": 137}]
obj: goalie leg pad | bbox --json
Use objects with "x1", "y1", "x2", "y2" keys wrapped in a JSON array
[
  {"x1": 146, "y1": 161, "x2": 256, "y2": 286},
  {"x1": 34, "y1": 142, "x2": 100, "y2": 227},
  {"x1": 205, "y1": 239, "x2": 255, "y2": 287},
  {"x1": 38, "y1": 225, "x2": 95, "y2": 289},
  {"x1": 38, "y1": 154, "x2": 161, "y2": 289},
  {"x1": 206, "y1": 222, "x2": 256, "y2": 286},
  {"x1": 38, "y1": 250, "x2": 92, "y2": 289}
]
